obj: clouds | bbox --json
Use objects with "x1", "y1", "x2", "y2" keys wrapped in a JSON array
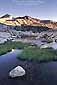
[{"x1": 12, "y1": 0, "x2": 45, "y2": 5}]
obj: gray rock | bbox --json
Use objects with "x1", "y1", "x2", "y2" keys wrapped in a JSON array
[
  {"x1": 40, "y1": 41, "x2": 57, "y2": 50},
  {"x1": 9, "y1": 66, "x2": 25, "y2": 78},
  {"x1": 50, "y1": 42, "x2": 57, "y2": 50}
]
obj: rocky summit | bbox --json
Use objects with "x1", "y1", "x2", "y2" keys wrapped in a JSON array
[{"x1": 0, "y1": 14, "x2": 57, "y2": 29}]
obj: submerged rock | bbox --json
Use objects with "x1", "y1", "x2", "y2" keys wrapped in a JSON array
[{"x1": 9, "y1": 66, "x2": 25, "y2": 78}]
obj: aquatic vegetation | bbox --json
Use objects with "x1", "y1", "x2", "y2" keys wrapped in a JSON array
[
  {"x1": 18, "y1": 47, "x2": 57, "y2": 62},
  {"x1": 0, "y1": 41, "x2": 30, "y2": 55}
]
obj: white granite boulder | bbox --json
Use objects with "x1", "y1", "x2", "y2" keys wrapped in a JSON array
[{"x1": 9, "y1": 66, "x2": 25, "y2": 78}]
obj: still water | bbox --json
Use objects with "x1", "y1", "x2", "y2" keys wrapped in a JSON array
[{"x1": 0, "y1": 49, "x2": 57, "y2": 85}]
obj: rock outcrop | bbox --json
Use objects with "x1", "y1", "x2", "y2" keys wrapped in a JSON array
[{"x1": 0, "y1": 14, "x2": 57, "y2": 29}]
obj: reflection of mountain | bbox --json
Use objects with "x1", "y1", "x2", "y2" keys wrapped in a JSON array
[{"x1": 0, "y1": 14, "x2": 57, "y2": 31}]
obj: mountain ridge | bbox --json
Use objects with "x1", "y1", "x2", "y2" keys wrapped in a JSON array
[{"x1": 0, "y1": 14, "x2": 57, "y2": 29}]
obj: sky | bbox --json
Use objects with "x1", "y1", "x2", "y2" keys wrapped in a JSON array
[{"x1": 0, "y1": 0, "x2": 57, "y2": 21}]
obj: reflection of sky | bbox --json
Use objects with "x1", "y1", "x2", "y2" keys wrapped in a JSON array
[{"x1": 0, "y1": 0, "x2": 57, "y2": 21}]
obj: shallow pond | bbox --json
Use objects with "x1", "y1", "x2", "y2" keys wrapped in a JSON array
[{"x1": 0, "y1": 49, "x2": 57, "y2": 85}]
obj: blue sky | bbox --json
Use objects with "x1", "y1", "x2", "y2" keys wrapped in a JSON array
[{"x1": 0, "y1": 0, "x2": 57, "y2": 21}]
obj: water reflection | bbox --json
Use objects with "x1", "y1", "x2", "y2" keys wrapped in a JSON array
[{"x1": 0, "y1": 49, "x2": 57, "y2": 85}]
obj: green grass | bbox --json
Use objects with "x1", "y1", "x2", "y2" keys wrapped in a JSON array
[
  {"x1": 17, "y1": 47, "x2": 57, "y2": 61},
  {"x1": 1, "y1": 41, "x2": 57, "y2": 62},
  {"x1": 0, "y1": 41, "x2": 30, "y2": 55}
]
